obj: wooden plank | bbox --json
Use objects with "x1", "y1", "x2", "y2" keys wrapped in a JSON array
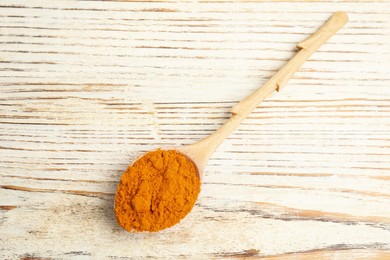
[{"x1": 0, "y1": 0, "x2": 389, "y2": 258}]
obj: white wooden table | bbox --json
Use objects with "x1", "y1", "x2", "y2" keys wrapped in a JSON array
[{"x1": 1, "y1": 0, "x2": 390, "y2": 259}]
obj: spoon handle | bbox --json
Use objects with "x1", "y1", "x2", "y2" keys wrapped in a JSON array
[
  {"x1": 231, "y1": 12, "x2": 348, "y2": 116},
  {"x1": 186, "y1": 12, "x2": 348, "y2": 168}
]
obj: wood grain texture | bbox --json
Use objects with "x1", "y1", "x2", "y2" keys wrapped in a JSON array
[{"x1": 0, "y1": 0, "x2": 389, "y2": 259}]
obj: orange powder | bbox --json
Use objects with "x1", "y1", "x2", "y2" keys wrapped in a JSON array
[{"x1": 114, "y1": 149, "x2": 201, "y2": 232}]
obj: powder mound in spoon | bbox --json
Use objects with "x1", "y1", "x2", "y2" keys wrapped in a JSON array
[{"x1": 114, "y1": 149, "x2": 201, "y2": 232}]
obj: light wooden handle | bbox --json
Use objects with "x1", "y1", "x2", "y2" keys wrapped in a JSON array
[
  {"x1": 297, "y1": 12, "x2": 349, "y2": 51},
  {"x1": 184, "y1": 12, "x2": 348, "y2": 169},
  {"x1": 231, "y1": 12, "x2": 348, "y2": 116}
]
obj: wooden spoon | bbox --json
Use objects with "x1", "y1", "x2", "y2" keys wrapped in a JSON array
[
  {"x1": 175, "y1": 12, "x2": 348, "y2": 178},
  {"x1": 115, "y1": 12, "x2": 348, "y2": 232}
]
